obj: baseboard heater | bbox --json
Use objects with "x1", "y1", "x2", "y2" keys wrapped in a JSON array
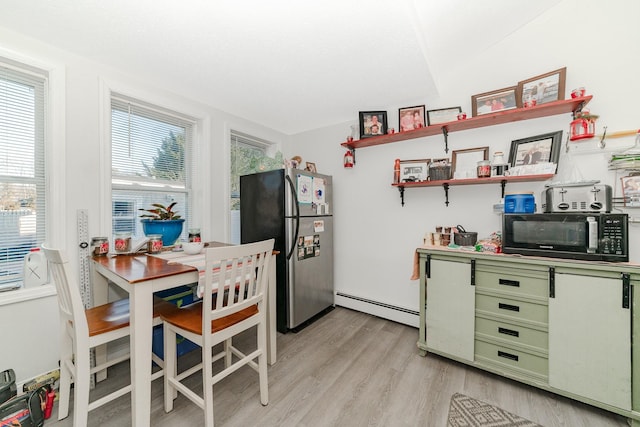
[{"x1": 335, "y1": 292, "x2": 419, "y2": 327}]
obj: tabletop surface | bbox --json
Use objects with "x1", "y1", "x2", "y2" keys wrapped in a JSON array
[
  {"x1": 92, "y1": 253, "x2": 197, "y2": 283},
  {"x1": 91, "y1": 242, "x2": 259, "y2": 284}
]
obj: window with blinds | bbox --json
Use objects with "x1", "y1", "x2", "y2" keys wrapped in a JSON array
[
  {"x1": 229, "y1": 131, "x2": 280, "y2": 244},
  {"x1": 0, "y1": 61, "x2": 47, "y2": 289},
  {"x1": 111, "y1": 95, "x2": 194, "y2": 241}
]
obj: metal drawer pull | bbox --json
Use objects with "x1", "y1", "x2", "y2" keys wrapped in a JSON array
[
  {"x1": 499, "y1": 278, "x2": 520, "y2": 287},
  {"x1": 498, "y1": 327, "x2": 519, "y2": 337},
  {"x1": 498, "y1": 302, "x2": 520, "y2": 312},
  {"x1": 498, "y1": 350, "x2": 519, "y2": 362}
]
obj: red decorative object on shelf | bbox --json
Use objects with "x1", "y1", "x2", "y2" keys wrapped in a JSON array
[
  {"x1": 343, "y1": 149, "x2": 354, "y2": 168},
  {"x1": 569, "y1": 109, "x2": 598, "y2": 141}
]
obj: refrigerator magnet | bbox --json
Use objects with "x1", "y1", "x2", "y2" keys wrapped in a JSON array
[
  {"x1": 297, "y1": 174, "x2": 313, "y2": 204},
  {"x1": 313, "y1": 179, "x2": 326, "y2": 203},
  {"x1": 314, "y1": 220, "x2": 325, "y2": 232}
]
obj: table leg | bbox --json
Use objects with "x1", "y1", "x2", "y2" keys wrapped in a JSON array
[
  {"x1": 90, "y1": 263, "x2": 109, "y2": 382},
  {"x1": 267, "y1": 256, "x2": 277, "y2": 365},
  {"x1": 130, "y1": 283, "x2": 153, "y2": 427}
]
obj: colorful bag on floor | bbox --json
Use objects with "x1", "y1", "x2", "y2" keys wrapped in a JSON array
[{"x1": 0, "y1": 386, "x2": 46, "y2": 427}]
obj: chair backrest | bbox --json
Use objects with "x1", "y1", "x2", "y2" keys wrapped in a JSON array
[
  {"x1": 201, "y1": 239, "x2": 274, "y2": 328},
  {"x1": 41, "y1": 245, "x2": 89, "y2": 339}
]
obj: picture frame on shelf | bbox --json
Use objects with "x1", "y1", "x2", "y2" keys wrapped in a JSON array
[
  {"x1": 426, "y1": 107, "x2": 462, "y2": 126},
  {"x1": 305, "y1": 162, "x2": 317, "y2": 173},
  {"x1": 398, "y1": 105, "x2": 426, "y2": 132},
  {"x1": 471, "y1": 86, "x2": 518, "y2": 116},
  {"x1": 359, "y1": 111, "x2": 388, "y2": 138},
  {"x1": 621, "y1": 175, "x2": 640, "y2": 207},
  {"x1": 508, "y1": 130, "x2": 563, "y2": 167},
  {"x1": 451, "y1": 146, "x2": 489, "y2": 179},
  {"x1": 517, "y1": 67, "x2": 566, "y2": 107},
  {"x1": 399, "y1": 159, "x2": 430, "y2": 182}
]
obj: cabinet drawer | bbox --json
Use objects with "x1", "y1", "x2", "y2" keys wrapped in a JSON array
[
  {"x1": 475, "y1": 339, "x2": 548, "y2": 380},
  {"x1": 476, "y1": 294, "x2": 548, "y2": 325},
  {"x1": 475, "y1": 268, "x2": 548, "y2": 299},
  {"x1": 475, "y1": 317, "x2": 548, "y2": 352}
]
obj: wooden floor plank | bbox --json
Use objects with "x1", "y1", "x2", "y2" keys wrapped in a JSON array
[{"x1": 47, "y1": 307, "x2": 629, "y2": 427}]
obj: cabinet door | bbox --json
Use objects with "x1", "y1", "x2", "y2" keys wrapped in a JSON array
[
  {"x1": 549, "y1": 273, "x2": 631, "y2": 410},
  {"x1": 426, "y1": 259, "x2": 474, "y2": 361}
]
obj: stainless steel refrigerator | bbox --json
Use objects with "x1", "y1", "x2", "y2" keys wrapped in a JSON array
[{"x1": 240, "y1": 168, "x2": 334, "y2": 332}]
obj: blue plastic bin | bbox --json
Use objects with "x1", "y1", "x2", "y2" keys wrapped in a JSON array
[
  {"x1": 152, "y1": 286, "x2": 200, "y2": 360},
  {"x1": 504, "y1": 193, "x2": 535, "y2": 213}
]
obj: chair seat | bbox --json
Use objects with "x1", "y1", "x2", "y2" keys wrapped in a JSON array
[
  {"x1": 85, "y1": 296, "x2": 182, "y2": 337},
  {"x1": 161, "y1": 301, "x2": 259, "y2": 335}
]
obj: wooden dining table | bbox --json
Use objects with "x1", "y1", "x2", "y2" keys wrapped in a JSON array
[{"x1": 90, "y1": 242, "x2": 278, "y2": 427}]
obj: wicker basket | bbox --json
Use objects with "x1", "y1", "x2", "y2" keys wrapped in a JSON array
[
  {"x1": 429, "y1": 165, "x2": 452, "y2": 181},
  {"x1": 454, "y1": 232, "x2": 478, "y2": 246}
]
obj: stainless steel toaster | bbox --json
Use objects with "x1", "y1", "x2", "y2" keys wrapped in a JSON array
[{"x1": 542, "y1": 184, "x2": 612, "y2": 213}]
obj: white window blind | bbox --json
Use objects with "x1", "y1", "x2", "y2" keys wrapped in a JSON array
[
  {"x1": 0, "y1": 62, "x2": 47, "y2": 289},
  {"x1": 111, "y1": 95, "x2": 194, "y2": 240}
]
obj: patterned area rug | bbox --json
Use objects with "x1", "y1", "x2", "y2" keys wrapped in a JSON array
[{"x1": 447, "y1": 393, "x2": 542, "y2": 426}]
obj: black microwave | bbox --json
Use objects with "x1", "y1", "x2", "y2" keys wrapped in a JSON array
[{"x1": 502, "y1": 213, "x2": 628, "y2": 262}]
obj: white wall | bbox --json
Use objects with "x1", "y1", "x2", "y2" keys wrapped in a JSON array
[
  {"x1": 0, "y1": 27, "x2": 287, "y2": 385},
  {"x1": 286, "y1": 0, "x2": 640, "y2": 325}
]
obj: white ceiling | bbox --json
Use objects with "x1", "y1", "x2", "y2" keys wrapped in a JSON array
[{"x1": 0, "y1": 0, "x2": 561, "y2": 135}]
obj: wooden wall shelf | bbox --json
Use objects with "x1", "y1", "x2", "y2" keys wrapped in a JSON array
[
  {"x1": 341, "y1": 96, "x2": 591, "y2": 152},
  {"x1": 392, "y1": 174, "x2": 554, "y2": 206}
]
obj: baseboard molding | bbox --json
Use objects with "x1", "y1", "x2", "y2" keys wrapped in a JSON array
[{"x1": 335, "y1": 292, "x2": 419, "y2": 327}]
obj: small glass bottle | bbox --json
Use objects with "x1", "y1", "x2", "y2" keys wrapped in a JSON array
[
  {"x1": 114, "y1": 232, "x2": 131, "y2": 252},
  {"x1": 91, "y1": 237, "x2": 109, "y2": 256},
  {"x1": 477, "y1": 160, "x2": 491, "y2": 178},
  {"x1": 393, "y1": 159, "x2": 401, "y2": 184},
  {"x1": 188, "y1": 228, "x2": 201, "y2": 243},
  {"x1": 492, "y1": 151, "x2": 505, "y2": 165},
  {"x1": 147, "y1": 234, "x2": 163, "y2": 254}
]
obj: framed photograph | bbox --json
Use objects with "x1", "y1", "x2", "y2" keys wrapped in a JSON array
[
  {"x1": 621, "y1": 175, "x2": 640, "y2": 207},
  {"x1": 398, "y1": 105, "x2": 426, "y2": 132},
  {"x1": 471, "y1": 86, "x2": 518, "y2": 116},
  {"x1": 399, "y1": 159, "x2": 430, "y2": 182},
  {"x1": 508, "y1": 131, "x2": 563, "y2": 167},
  {"x1": 305, "y1": 162, "x2": 317, "y2": 173},
  {"x1": 426, "y1": 107, "x2": 462, "y2": 126},
  {"x1": 451, "y1": 147, "x2": 489, "y2": 179},
  {"x1": 359, "y1": 111, "x2": 388, "y2": 138},
  {"x1": 517, "y1": 67, "x2": 566, "y2": 106}
]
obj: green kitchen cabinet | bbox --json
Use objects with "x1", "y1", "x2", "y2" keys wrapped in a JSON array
[
  {"x1": 417, "y1": 247, "x2": 640, "y2": 425},
  {"x1": 549, "y1": 271, "x2": 631, "y2": 411},
  {"x1": 425, "y1": 257, "x2": 474, "y2": 362}
]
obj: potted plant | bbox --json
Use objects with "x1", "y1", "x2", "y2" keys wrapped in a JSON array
[{"x1": 139, "y1": 202, "x2": 185, "y2": 246}]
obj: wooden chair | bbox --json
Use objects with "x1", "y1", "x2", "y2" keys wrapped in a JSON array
[
  {"x1": 161, "y1": 239, "x2": 274, "y2": 426},
  {"x1": 42, "y1": 245, "x2": 179, "y2": 427}
]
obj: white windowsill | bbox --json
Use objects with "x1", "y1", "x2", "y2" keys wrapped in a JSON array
[{"x1": 0, "y1": 284, "x2": 57, "y2": 306}]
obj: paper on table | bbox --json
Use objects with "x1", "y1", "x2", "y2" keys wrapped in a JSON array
[{"x1": 150, "y1": 252, "x2": 252, "y2": 298}]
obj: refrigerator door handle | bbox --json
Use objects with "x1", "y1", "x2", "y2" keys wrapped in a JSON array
[{"x1": 285, "y1": 174, "x2": 300, "y2": 260}]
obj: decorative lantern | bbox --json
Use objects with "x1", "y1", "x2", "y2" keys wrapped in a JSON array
[
  {"x1": 570, "y1": 109, "x2": 598, "y2": 141},
  {"x1": 343, "y1": 149, "x2": 354, "y2": 168}
]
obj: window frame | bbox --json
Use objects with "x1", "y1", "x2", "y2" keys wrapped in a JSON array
[
  {"x1": 100, "y1": 79, "x2": 209, "y2": 244},
  {"x1": 0, "y1": 48, "x2": 65, "y2": 305},
  {"x1": 228, "y1": 130, "x2": 280, "y2": 244}
]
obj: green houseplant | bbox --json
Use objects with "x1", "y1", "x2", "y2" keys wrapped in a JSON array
[{"x1": 139, "y1": 202, "x2": 185, "y2": 246}]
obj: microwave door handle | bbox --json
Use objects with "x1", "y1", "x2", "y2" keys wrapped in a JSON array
[{"x1": 587, "y1": 217, "x2": 598, "y2": 253}]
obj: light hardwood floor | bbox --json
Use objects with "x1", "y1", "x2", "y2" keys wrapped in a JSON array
[{"x1": 48, "y1": 307, "x2": 628, "y2": 426}]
